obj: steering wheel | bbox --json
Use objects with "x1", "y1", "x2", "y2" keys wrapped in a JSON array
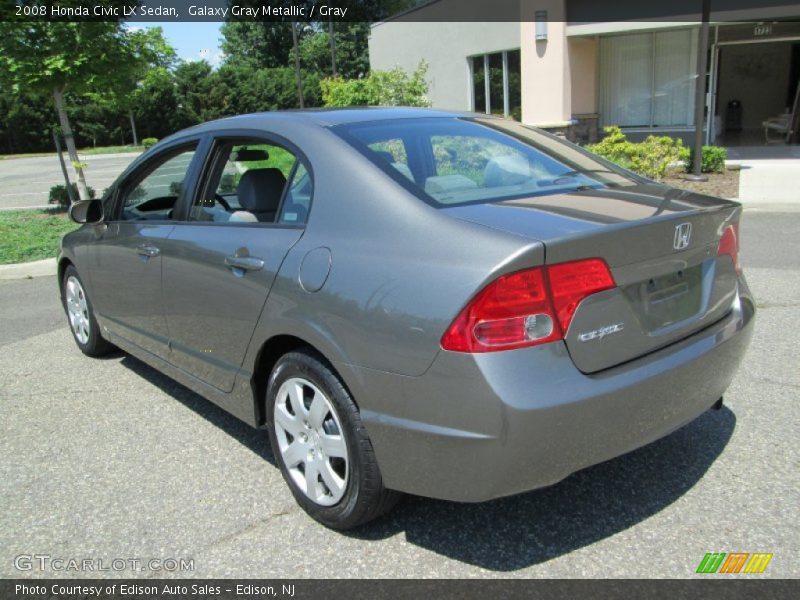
[{"x1": 214, "y1": 194, "x2": 232, "y2": 211}]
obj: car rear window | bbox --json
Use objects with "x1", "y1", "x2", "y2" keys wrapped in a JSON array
[{"x1": 333, "y1": 117, "x2": 640, "y2": 207}]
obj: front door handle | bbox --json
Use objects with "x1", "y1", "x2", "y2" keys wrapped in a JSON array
[
  {"x1": 224, "y1": 255, "x2": 264, "y2": 272},
  {"x1": 137, "y1": 244, "x2": 160, "y2": 258}
]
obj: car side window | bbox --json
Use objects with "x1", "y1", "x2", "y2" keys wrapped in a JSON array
[
  {"x1": 191, "y1": 140, "x2": 301, "y2": 225},
  {"x1": 117, "y1": 146, "x2": 197, "y2": 221},
  {"x1": 277, "y1": 163, "x2": 312, "y2": 225}
]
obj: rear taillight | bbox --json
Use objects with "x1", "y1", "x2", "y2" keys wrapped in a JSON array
[
  {"x1": 547, "y1": 259, "x2": 616, "y2": 334},
  {"x1": 717, "y1": 223, "x2": 741, "y2": 273},
  {"x1": 441, "y1": 258, "x2": 616, "y2": 353}
]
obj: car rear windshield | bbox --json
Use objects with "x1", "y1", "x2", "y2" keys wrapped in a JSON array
[{"x1": 333, "y1": 117, "x2": 640, "y2": 207}]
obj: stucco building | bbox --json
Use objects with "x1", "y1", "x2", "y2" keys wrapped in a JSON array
[{"x1": 369, "y1": 0, "x2": 800, "y2": 144}]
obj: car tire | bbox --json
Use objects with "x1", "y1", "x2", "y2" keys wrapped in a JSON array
[
  {"x1": 266, "y1": 349, "x2": 400, "y2": 529},
  {"x1": 62, "y1": 265, "x2": 115, "y2": 357}
]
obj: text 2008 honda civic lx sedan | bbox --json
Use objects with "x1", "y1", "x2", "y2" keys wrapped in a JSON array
[{"x1": 59, "y1": 108, "x2": 754, "y2": 529}]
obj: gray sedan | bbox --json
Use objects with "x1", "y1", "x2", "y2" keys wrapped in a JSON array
[{"x1": 59, "y1": 108, "x2": 754, "y2": 529}]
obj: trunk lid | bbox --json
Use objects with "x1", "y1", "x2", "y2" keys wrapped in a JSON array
[{"x1": 443, "y1": 184, "x2": 742, "y2": 372}]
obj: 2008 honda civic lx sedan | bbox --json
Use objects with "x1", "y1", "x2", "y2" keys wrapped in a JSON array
[{"x1": 59, "y1": 108, "x2": 754, "y2": 529}]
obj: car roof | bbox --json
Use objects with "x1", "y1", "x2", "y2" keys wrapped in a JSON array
[{"x1": 159, "y1": 107, "x2": 479, "y2": 144}]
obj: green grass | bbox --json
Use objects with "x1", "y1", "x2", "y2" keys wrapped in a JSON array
[
  {"x1": 78, "y1": 145, "x2": 143, "y2": 156},
  {"x1": 0, "y1": 209, "x2": 78, "y2": 265},
  {"x1": 0, "y1": 145, "x2": 143, "y2": 160},
  {"x1": 0, "y1": 152, "x2": 54, "y2": 160}
]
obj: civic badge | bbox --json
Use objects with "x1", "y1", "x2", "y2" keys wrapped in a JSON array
[{"x1": 674, "y1": 222, "x2": 692, "y2": 250}]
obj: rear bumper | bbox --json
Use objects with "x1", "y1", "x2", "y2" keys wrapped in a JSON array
[{"x1": 340, "y1": 281, "x2": 755, "y2": 503}]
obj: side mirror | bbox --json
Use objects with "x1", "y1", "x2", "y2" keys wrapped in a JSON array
[{"x1": 69, "y1": 199, "x2": 104, "y2": 224}]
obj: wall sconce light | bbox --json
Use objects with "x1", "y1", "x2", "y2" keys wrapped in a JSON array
[{"x1": 535, "y1": 10, "x2": 548, "y2": 41}]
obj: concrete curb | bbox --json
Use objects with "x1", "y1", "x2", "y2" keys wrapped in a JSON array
[
  {"x1": 0, "y1": 205, "x2": 52, "y2": 212},
  {"x1": 0, "y1": 258, "x2": 57, "y2": 280},
  {"x1": 77, "y1": 151, "x2": 142, "y2": 160}
]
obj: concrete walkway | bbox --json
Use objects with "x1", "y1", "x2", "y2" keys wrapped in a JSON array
[
  {"x1": 733, "y1": 160, "x2": 800, "y2": 205},
  {"x1": 723, "y1": 145, "x2": 800, "y2": 206}
]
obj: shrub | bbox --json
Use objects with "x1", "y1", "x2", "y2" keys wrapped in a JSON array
[
  {"x1": 585, "y1": 126, "x2": 636, "y2": 169},
  {"x1": 685, "y1": 145, "x2": 727, "y2": 173},
  {"x1": 586, "y1": 126, "x2": 689, "y2": 180},
  {"x1": 48, "y1": 183, "x2": 96, "y2": 208},
  {"x1": 142, "y1": 137, "x2": 158, "y2": 149},
  {"x1": 321, "y1": 61, "x2": 431, "y2": 108}
]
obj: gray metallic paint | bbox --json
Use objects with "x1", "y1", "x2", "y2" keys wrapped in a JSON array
[
  {"x1": 348, "y1": 286, "x2": 754, "y2": 501},
  {"x1": 159, "y1": 224, "x2": 303, "y2": 392},
  {"x1": 59, "y1": 108, "x2": 755, "y2": 503}
]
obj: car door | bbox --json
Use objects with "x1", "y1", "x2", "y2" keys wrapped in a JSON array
[
  {"x1": 159, "y1": 133, "x2": 311, "y2": 392},
  {"x1": 86, "y1": 141, "x2": 203, "y2": 356}
]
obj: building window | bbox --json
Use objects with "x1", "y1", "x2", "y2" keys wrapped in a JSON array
[
  {"x1": 600, "y1": 29, "x2": 698, "y2": 128},
  {"x1": 470, "y1": 49, "x2": 522, "y2": 120}
]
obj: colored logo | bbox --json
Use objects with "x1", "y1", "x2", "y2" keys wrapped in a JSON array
[{"x1": 696, "y1": 552, "x2": 773, "y2": 574}]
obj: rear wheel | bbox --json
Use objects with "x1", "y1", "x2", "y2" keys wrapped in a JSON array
[
  {"x1": 62, "y1": 266, "x2": 114, "y2": 357},
  {"x1": 266, "y1": 350, "x2": 399, "y2": 529}
]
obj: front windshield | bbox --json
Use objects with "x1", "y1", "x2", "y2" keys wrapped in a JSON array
[{"x1": 334, "y1": 117, "x2": 640, "y2": 207}]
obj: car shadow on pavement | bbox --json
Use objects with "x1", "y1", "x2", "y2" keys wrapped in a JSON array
[
  {"x1": 119, "y1": 355, "x2": 277, "y2": 467},
  {"x1": 120, "y1": 353, "x2": 735, "y2": 572},
  {"x1": 351, "y1": 406, "x2": 736, "y2": 571}
]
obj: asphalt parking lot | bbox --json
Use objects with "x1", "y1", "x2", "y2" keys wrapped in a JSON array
[
  {"x1": 0, "y1": 210, "x2": 798, "y2": 579},
  {"x1": 0, "y1": 153, "x2": 139, "y2": 210}
]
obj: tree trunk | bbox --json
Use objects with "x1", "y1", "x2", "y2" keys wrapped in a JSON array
[
  {"x1": 129, "y1": 109, "x2": 139, "y2": 146},
  {"x1": 52, "y1": 86, "x2": 90, "y2": 201},
  {"x1": 291, "y1": 22, "x2": 305, "y2": 108},
  {"x1": 52, "y1": 129, "x2": 76, "y2": 206},
  {"x1": 329, "y1": 18, "x2": 337, "y2": 77}
]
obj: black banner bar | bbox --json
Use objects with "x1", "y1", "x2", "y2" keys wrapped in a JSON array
[
  {"x1": 1, "y1": 579, "x2": 799, "y2": 600},
  {"x1": 2, "y1": 0, "x2": 800, "y2": 23}
]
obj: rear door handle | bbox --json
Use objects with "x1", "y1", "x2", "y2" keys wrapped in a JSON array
[
  {"x1": 137, "y1": 244, "x2": 160, "y2": 258},
  {"x1": 224, "y1": 255, "x2": 264, "y2": 272}
]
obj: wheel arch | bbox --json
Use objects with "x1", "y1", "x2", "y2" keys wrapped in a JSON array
[
  {"x1": 57, "y1": 257, "x2": 75, "y2": 299},
  {"x1": 250, "y1": 333, "x2": 349, "y2": 427}
]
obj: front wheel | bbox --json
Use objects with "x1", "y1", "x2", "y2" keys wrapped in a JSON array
[
  {"x1": 266, "y1": 350, "x2": 399, "y2": 529},
  {"x1": 62, "y1": 266, "x2": 115, "y2": 357}
]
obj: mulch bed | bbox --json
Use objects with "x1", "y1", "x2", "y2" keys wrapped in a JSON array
[{"x1": 661, "y1": 168, "x2": 740, "y2": 199}]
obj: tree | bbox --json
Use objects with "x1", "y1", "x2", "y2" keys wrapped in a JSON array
[
  {"x1": 289, "y1": 23, "x2": 372, "y2": 81},
  {"x1": 0, "y1": 20, "x2": 136, "y2": 199},
  {"x1": 81, "y1": 27, "x2": 176, "y2": 147},
  {"x1": 119, "y1": 27, "x2": 177, "y2": 146},
  {"x1": 133, "y1": 67, "x2": 183, "y2": 138},
  {"x1": 174, "y1": 60, "x2": 215, "y2": 125},
  {"x1": 0, "y1": 91, "x2": 54, "y2": 154},
  {"x1": 332, "y1": 23, "x2": 372, "y2": 79},
  {"x1": 220, "y1": 22, "x2": 297, "y2": 71}
]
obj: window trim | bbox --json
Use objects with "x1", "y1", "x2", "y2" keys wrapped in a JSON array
[
  {"x1": 468, "y1": 48, "x2": 521, "y2": 119},
  {"x1": 176, "y1": 129, "x2": 314, "y2": 229}
]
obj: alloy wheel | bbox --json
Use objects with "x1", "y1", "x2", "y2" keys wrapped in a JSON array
[
  {"x1": 273, "y1": 377, "x2": 349, "y2": 506},
  {"x1": 65, "y1": 275, "x2": 90, "y2": 345}
]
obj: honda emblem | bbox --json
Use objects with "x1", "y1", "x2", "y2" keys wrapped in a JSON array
[{"x1": 674, "y1": 223, "x2": 692, "y2": 250}]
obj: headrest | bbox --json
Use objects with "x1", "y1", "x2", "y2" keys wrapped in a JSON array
[
  {"x1": 484, "y1": 155, "x2": 532, "y2": 188},
  {"x1": 237, "y1": 168, "x2": 286, "y2": 214},
  {"x1": 232, "y1": 148, "x2": 269, "y2": 162}
]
